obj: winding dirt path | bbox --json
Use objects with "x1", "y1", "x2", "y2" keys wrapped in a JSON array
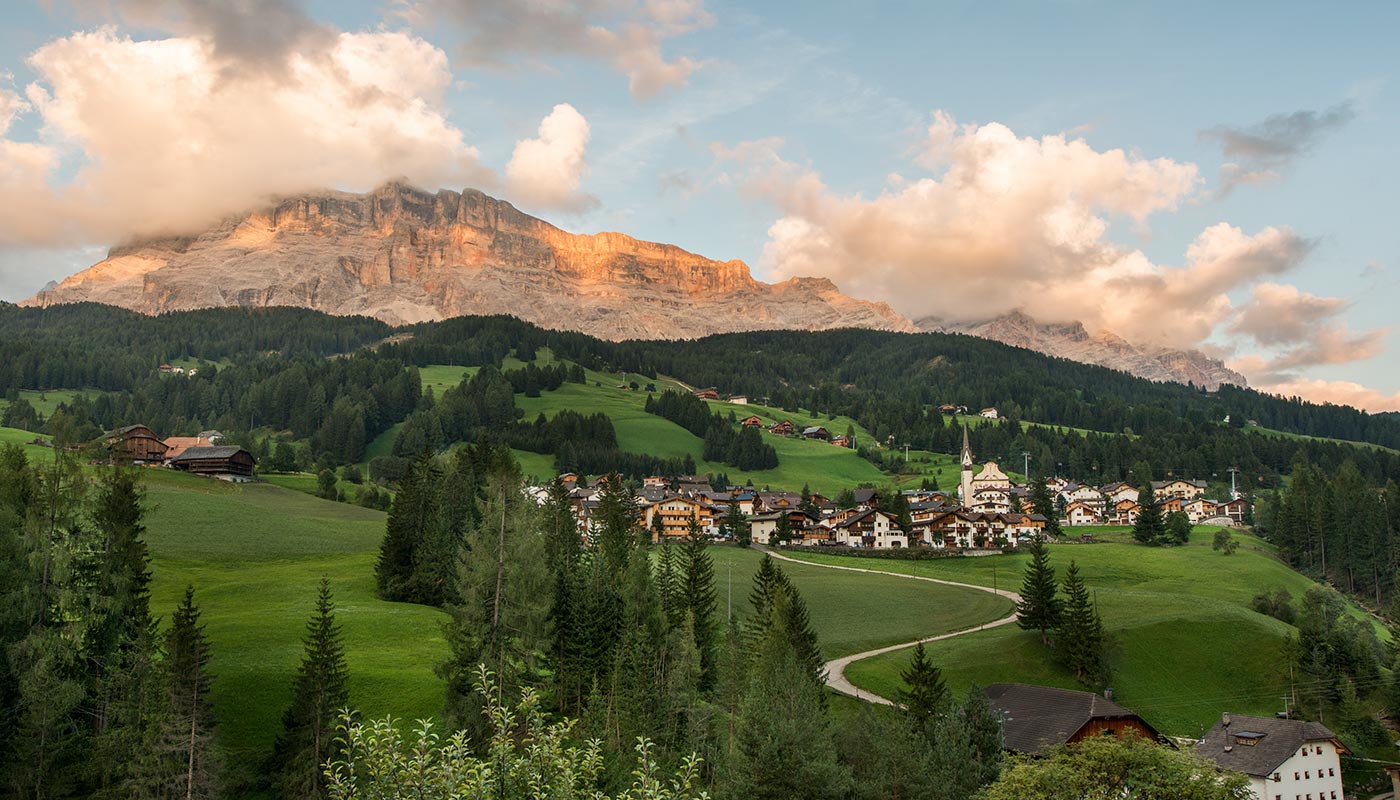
[{"x1": 759, "y1": 547, "x2": 1022, "y2": 706}]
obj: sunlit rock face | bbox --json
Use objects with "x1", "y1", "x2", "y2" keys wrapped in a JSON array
[{"x1": 24, "y1": 182, "x2": 913, "y2": 340}]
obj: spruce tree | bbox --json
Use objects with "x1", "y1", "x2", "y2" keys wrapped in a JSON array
[
  {"x1": 374, "y1": 453, "x2": 441, "y2": 602},
  {"x1": 724, "y1": 498, "x2": 749, "y2": 547},
  {"x1": 268, "y1": 578, "x2": 350, "y2": 800},
  {"x1": 1056, "y1": 561, "x2": 1107, "y2": 686},
  {"x1": 594, "y1": 473, "x2": 638, "y2": 574},
  {"x1": 898, "y1": 641, "x2": 947, "y2": 728},
  {"x1": 773, "y1": 511, "x2": 793, "y2": 545},
  {"x1": 1015, "y1": 539, "x2": 1061, "y2": 645},
  {"x1": 681, "y1": 527, "x2": 718, "y2": 691},
  {"x1": 744, "y1": 557, "x2": 824, "y2": 689},
  {"x1": 656, "y1": 541, "x2": 683, "y2": 629},
  {"x1": 141, "y1": 586, "x2": 223, "y2": 800},
  {"x1": 1133, "y1": 481, "x2": 1165, "y2": 545},
  {"x1": 1029, "y1": 475, "x2": 1062, "y2": 538}
]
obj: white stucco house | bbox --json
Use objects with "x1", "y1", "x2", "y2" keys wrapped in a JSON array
[{"x1": 1194, "y1": 714, "x2": 1347, "y2": 800}]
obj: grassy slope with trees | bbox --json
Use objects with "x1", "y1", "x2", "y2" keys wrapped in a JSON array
[
  {"x1": 784, "y1": 529, "x2": 1381, "y2": 736},
  {"x1": 132, "y1": 468, "x2": 1008, "y2": 761}
]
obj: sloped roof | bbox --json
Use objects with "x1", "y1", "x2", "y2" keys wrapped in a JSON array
[
  {"x1": 984, "y1": 683, "x2": 1160, "y2": 755},
  {"x1": 169, "y1": 445, "x2": 250, "y2": 462},
  {"x1": 1194, "y1": 714, "x2": 1345, "y2": 777}
]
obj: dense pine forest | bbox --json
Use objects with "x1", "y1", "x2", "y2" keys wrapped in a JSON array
[{"x1": 3, "y1": 302, "x2": 1400, "y2": 490}]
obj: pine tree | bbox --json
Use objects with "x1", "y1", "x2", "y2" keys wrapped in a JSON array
[
  {"x1": 268, "y1": 578, "x2": 350, "y2": 800},
  {"x1": 1016, "y1": 539, "x2": 1061, "y2": 645},
  {"x1": 925, "y1": 685, "x2": 1004, "y2": 798},
  {"x1": 1166, "y1": 510, "x2": 1193, "y2": 545},
  {"x1": 594, "y1": 473, "x2": 638, "y2": 574},
  {"x1": 681, "y1": 527, "x2": 718, "y2": 691},
  {"x1": 137, "y1": 586, "x2": 222, "y2": 800},
  {"x1": 744, "y1": 556, "x2": 823, "y2": 689},
  {"x1": 724, "y1": 498, "x2": 749, "y2": 547},
  {"x1": 773, "y1": 511, "x2": 793, "y2": 545},
  {"x1": 374, "y1": 453, "x2": 441, "y2": 602},
  {"x1": 898, "y1": 641, "x2": 947, "y2": 728},
  {"x1": 1056, "y1": 561, "x2": 1107, "y2": 686},
  {"x1": 1133, "y1": 480, "x2": 1165, "y2": 546},
  {"x1": 656, "y1": 541, "x2": 683, "y2": 629},
  {"x1": 1029, "y1": 475, "x2": 1062, "y2": 538}
]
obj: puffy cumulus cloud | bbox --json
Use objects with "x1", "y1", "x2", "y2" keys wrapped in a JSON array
[
  {"x1": 717, "y1": 114, "x2": 1313, "y2": 350},
  {"x1": 0, "y1": 27, "x2": 492, "y2": 246},
  {"x1": 1202, "y1": 104, "x2": 1355, "y2": 194},
  {"x1": 395, "y1": 0, "x2": 711, "y2": 100},
  {"x1": 505, "y1": 103, "x2": 597, "y2": 212},
  {"x1": 1226, "y1": 282, "x2": 1387, "y2": 383},
  {"x1": 1245, "y1": 377, "x2": 1400, "y2": 414}
]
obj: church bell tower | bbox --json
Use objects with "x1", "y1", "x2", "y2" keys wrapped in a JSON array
[{"x1": 960, "y1": 424, "x2": 974, "y2": 507}]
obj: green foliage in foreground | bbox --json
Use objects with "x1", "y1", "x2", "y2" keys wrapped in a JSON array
[
  {"x1": 977, "y1": 735, "x2": 1251, "y2": 800},
  {"x1": 327, "y1": 668, "x2": 709, "y2": 800}
]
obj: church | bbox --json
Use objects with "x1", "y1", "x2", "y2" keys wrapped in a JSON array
[{"x1": 959, "y1": 425, "x2": 1014, "y2": 514}]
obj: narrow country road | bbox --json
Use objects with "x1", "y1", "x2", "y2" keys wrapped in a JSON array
[{"x1": 758, "y1": 547, "x2": 1022, "y2": 706}]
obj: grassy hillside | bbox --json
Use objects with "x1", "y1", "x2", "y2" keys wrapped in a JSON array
[
  {"x1": 0, "y1": 388, "x2": 99, "y2": 417},
  {"x1": 140, "y1": 470, "x2": 449, "y2": 765},
  {"x1": 1, "y1": 425, "x2": 56, "y2": 462},
  {"x1": 134, "y1": 467, "x2": 1010, "y2": 769},
  {"x1": 1245, "y1": 423, "x2": 1400, "y2": 455},
  {"x1": 781, "y1": 528, "x2": 1371, "y2": 736}
]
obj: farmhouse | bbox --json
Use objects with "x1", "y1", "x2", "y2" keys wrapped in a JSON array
[
  {"x1": 767, "y1": 420, "x2": 796, "y2": 436},
  {"x1": 162, "y1": 434, "x2": 220, "y2": 461},
  {"x1": 801, "y1": 426, "x2": 830, "y2": 441},
  {"x1": 1063, "y1": 501, "x2": 1103, "y2": 526},
  {"x1": 739, "y1": 415, "x2": 764, "y2": 428},
  {"x1": 1194, "y1": 714, "x2": 1347, "y2": 800},
  {"x1": 168, "y1": 445, "x2": 256, "y2": 480},
  {"x1": 1153, "y1": 479, "x2": 1208, "y2": 501},
  {"x1": 643, "y1": 496, "x2": 715, "y2": 540},
  {"x1": 728, "y1": 395, "x2": 749, "y2": 405},
  {"x1": 105, "y1": 424, "x2": 170, "y2": 464},
  {"x1": 984, "y1": 683, "x2": 1166, "y2": 755},
  {"x1": 979, "y1": 407, "x2": 999, "y2": 419},
  {"x1": 1108, "y1": 499, "x2": 1141, "y2": 526},
  {"x1": 692, "y1": 388, "x2": 719, "y2": 401}
]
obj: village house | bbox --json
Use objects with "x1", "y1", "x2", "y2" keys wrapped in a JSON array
[
  {"x1": 830, "y1": 434, "x2": 851, "y2": 448},
  {"x1": 643, "y1": 496, "x2": 715, "y2": 540},
  {"x1": 979, "y1": 407, "x2": 999, "y2": 419},
  {"x1": 1194, "y1": 714, "x2": 1347, "y2": 800},
  {"x1": 161, "y1": 433, "x2": 221, "y2": 462},
  {"x1": 1153, "y1": 478, "x2": 1208, "y2": 501},
  {"x1": 643, "y1": 475, "x2": 670, "y2": 488},
  {"x1": 985, "y1": 683, "x2": 1166, "y2": 755},
  {"x1": 1108, "y1": 499, "x2": 1141, "y2": 526},
  {"x1": 801, "y1": 425, "x2": 830, "y2": 441},
  {"x1": 970, "y1": 486, "x2": 1014, "y2": 515},
  {"x1": 937, "y1": 404, "x2": 967, "y2": 415},
  {"x1": 1101, "y1": 482, "x2": 1140, "y2": 505},
  {"x1": 834, "y1": 509, "x2": 906, "y2": 549},
  {"x1": 1182, "y1": 497, "x2": 1220, "y2": 525},
  {"x1": 728, "y1": 395, "x2": 749, "y2": 405},
  {"x1": 749, "y1": 509, "x2": 819, "y2": 546},
  {"x1": 105, "y1": 424, "x2": 170, "y2": 464},
  {"x1": 168, "y1": 445, "x2": 257, "y2": 481},
  {"x1": 1063, "y1": 501, "x2": 1103, "y2": 526},
  {"x1": 1222, "y1": 498, "x2": 1251, "y2": 526},
  {"x1": 767, "y1": 420, "x2": 796, "y2": 436},
  {"x1": 739, "y1": 415, "x2": 764, "y2": 428},
  {"x1": 692, "y1": 388, "x2": 719, "y2": 401},
  {"x1": 1058, "y1": 483, "x2": 1105, "y2": 511}
]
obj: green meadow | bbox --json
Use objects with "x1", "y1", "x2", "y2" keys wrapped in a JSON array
[
  {"x1": 782, "y1": 528, "x2": 1369, "y2": 736},
  {"x1": 130, "y1": 468, "x2": 1011, "y2": 765},
  {"x1": 0, "y1": 388, "x2": 100, "y2": 418}
]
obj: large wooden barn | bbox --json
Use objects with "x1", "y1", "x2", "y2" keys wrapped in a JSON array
[
  {"x1": 105, "y1": 424, "x2": 170, "y2": 464},
  {"x1": 168, "y1": 445, "x2": 256, "y2": 481},
  {"x1": 983, "y1": 683, "x2": 1167, "y2": 755}
]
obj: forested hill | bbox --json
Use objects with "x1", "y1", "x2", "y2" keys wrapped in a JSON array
[{"x1": 2, "y1": 303, "x2": 1399, "y2": 486}]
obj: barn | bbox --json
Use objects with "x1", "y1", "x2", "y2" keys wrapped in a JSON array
[
  {"x1": 105, "y1": 424, "x2": 170, "y2": 464},
  {"x1": 168, "y1": 445, "x2": 257, "y2": 481}
]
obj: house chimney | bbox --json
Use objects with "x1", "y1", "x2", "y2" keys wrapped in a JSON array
[
  {"x1": 1103, "y1": 688, "x2": 1114, "y2": 701},
  {"x1": 1223, "y1": 713, "x2": 1232, "y2": 728}
]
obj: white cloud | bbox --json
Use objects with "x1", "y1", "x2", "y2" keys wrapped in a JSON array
[
  {"x1": 0, "y1": 27, "x2": 491, "y2": 246},
  {"x1": 1248, "y1": 377, "x2": 1400, "y2": 414},
  {"x1": 506, "y1": 103, "x2": 597, "y2": 212},
  {"x1": 716, "y1": 113, "x2": 1315, "y2": 350}
]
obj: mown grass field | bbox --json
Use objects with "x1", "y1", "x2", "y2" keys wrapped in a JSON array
[
  {"x1": 0, "y1": 425, "x2": 58, "y2": 461},
  {"x1": 0, "y1": 388, "x2": 98, "y2": 418},
  {"x1": 782, "y1": 528, "x2": 1369, "y2": 736}
]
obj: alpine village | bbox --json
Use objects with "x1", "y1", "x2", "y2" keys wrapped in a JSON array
[{"x1": 2, "y1": 3, "x2": 1398, "y2": 800}]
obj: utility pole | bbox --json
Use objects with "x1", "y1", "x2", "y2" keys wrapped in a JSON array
[
  {"x1": 1021, "y1": 451, "x2": 1031, "y2": 479},
  {"x1": 904, "y1": 443, "x2": 911, "y2": 462},
  {"x1": 727, "y1": 562, "x2": 732, "y2": 622},
  {"x1": 1228, "y1": 466, "x2": 1240, "y2": 500}
]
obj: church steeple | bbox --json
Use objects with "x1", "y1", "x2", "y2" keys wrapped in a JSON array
[{"x1": 960, "y1": 424, "x2": 975, "y2": 507}]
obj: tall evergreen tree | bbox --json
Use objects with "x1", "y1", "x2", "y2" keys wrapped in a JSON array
[
  {"x1": 681, "y1": 527, "x2": 718, "y2": 691},
  {"x1": 594, "y1": 473, "x2": 638, "y2": 574},
  {"x1": 1132, "y1": 480, "x2": 1166, "y2": 546},
  {"x1": 744, "y1": 555, "x2": 823, "y2": 688},
  {"x1": 1056, "y1": 561, "x2": 1107, "y2": 686},
  {"x1": 1029, "y1": 475, "x2": 1062, "y2": 538},
  {"x1": 898, "y1": 641, "x2": 947, "y2": 728},
  {"x1": 374, "y1": 452, "x2": 442, "y2": 602},
  {"x1": 268, "y1": 578, "x2": 350, "y2": 800},
  {"x1": 1016, "y1": 540, "x2": 1061, "y2": 645},
  {"x1": 724, "y1": 498, "x2": 749, "y2": 547},
  {"x1": 135, "y1": 586, "x2": 222, "y2": 800}
]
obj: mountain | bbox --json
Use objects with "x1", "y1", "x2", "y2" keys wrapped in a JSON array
[
  {"x1": 917, "y1": 311, "x2": 1248, "y2": 391},
  {"x1": 21, "y1": 182, "x2": 912, "y2": 340}
]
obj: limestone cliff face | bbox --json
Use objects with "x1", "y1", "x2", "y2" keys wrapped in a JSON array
[
  {"x1": 24, "y1": 182, "x2": 913, "y2": 339},
  {"x1": 917, "y1": 311, "x2": 1249, "y2": 391}
]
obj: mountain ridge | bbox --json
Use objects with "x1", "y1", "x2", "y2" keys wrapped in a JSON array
[{"x1": 25, "y1": 181, "x2": 1244, "y2": 390}]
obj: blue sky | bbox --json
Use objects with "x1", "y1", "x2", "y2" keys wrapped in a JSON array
[{"x1": 0, "y1": 1, "x2": 1396, "y2": 408}]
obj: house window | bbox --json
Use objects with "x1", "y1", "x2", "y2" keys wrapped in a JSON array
[{"x1": 1327, "y1": 768, "x2": 1333, "y2": 777}]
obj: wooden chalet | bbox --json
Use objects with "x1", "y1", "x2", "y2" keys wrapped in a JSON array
[
  {"x1": 801, "y1": 426, "x2": 830, "y2": 441},
  {"x1": 740, "y1": 415, "x2": 764, "y2": 428},
  {"x1": 767, "y1": 420, "x2": 796, "y2": 436},
  {"x1": 984, "y1": 683, "x2": 1167, "y2": 755},
  {"x1": 105, "y1": 424, "x2": 170, "y2": 464},
  {"x1": 692, "y1": 388, "x2": 719, "y2": 401},
  {"x1": 830, "y1": 434, "x2": 851, "y2": 448},
  {"x1": 168, "y1": 445, "x2": 256, "y2": 480}
]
